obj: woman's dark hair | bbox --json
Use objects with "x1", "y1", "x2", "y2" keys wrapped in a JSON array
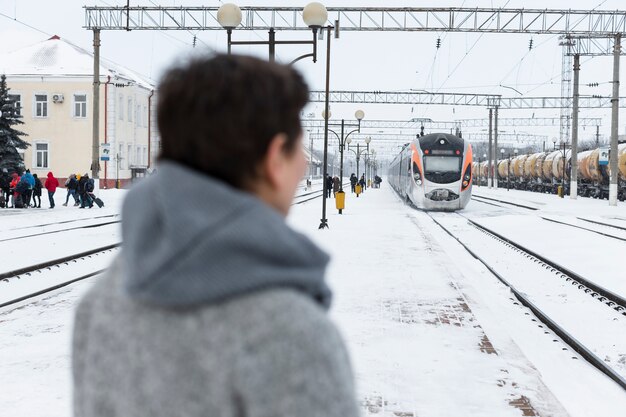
[{"x1": 157, "y1": 54, "x2": 309, "y2": 188}]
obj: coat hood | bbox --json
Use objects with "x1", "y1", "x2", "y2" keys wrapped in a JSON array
[
  {"x1": 47, "y1": 172, "x2": 54, "y2": 178},
  {"x1": 120, "y1": 162, "x2": 331, "y2": 309}
]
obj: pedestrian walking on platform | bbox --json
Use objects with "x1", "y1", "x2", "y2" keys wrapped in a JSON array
[
  {"x1": 32, "y1": 174, "x2": 42, "y2": 208},
  {"x1": 78, "y1": 173, "x2": 93, "y2": 208},
  {"x1": 350, "y1": 173, "x2": 357, "y2": 193},
  {"x1": 73, "y1": 54, "x2": 359, "y2": 417},
  {"x1": 332, "y1": 175, "x2": 340, "y2": 197},
  {"x1": 63, "y1": 174, "x2": 79, "y2": 206},
  {"x1": 44, "y1": 172, "x2": 59, "y2": 208},
  {"x1": 22, "y1": 169, "x2": 35, "y2": 207},
  {"x1": 359, "y1": 174, "x2": 366, "y2": 192},
  {"x1": 0, "y1": 168, "x2": 11, "y2": 208},
  {"x1": 325, "y1": 173, "x2": 333, "y2": 198}
]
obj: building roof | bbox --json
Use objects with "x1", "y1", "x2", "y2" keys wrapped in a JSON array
[{"x1": 0, "y1": 35, "x2": 154, "y2": 89}]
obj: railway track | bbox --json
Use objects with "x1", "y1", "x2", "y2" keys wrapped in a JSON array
[
  {"x1": 292, "y1": 182, "x2": 351, "y2": 205},
  {"x1": 471, "y1": 194, "x2": 538, "y2": 210},
  {"x1": 425, "y1": 211, "x2": 626, "y2": 390},
  {"x1": 1, "y1": 183, "x2": 354, "y2": 309},
  {"x1": 0, "y1": 219, "x2": 121, "y2": 243},
  {"x1": 472, "y1": 194, "x2": 626, "y2": 243},
  {"x1": 0, "y1": 244, "x2": 120, "y2": 309},
  {"x1": 3, "y1": 214, "x2": 119, "y2": 232}
]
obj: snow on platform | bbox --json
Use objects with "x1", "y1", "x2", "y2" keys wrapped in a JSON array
[{"x1": 1, "y1": 183, "x2": 625, "y2": 416}]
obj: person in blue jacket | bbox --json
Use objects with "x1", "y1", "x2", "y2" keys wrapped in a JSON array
[{"x1": 21, "y1": 169, "x2": 35, "y2": 207}]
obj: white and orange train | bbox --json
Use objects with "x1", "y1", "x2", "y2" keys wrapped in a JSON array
[{"x1": 388, "y1": 133, "x2": 473, "y2": 211}]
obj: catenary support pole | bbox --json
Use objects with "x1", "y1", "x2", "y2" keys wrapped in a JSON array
[
  {"x1": 339, "y1": 119, "x2": 345, "y2": 191},
  {"x1": 571, "y1": 53, "x2": 580, "y2": 199},
  {"x1": 609, "y1": 34, "x2": 621, "y2": 206},
  {"x1": 92, "y1": 29, "x2": 101, "y2": 186},
  {"x1": 488, "y1": 108, "x2": 493, "y2": 188},
  {"x1": 319, "y1": 26, "x2": 331, "y2": 229},
  {"x1": 494, "y1": 106, "x2": 499, "y2": 188}
]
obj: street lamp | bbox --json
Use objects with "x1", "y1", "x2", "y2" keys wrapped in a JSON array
[
  {"x1": 324, "y1": 110, "x2": 365, "y2": 212},
  {"x1": 217, "y1": 2, "x2": 327, "y2": 64},
  {"x1": 346, "y1": 137, "x2": 371, "y2": 190}
]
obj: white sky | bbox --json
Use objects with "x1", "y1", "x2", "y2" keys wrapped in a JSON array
[{"x1": 0, "y1": 0, "x2": 625, "y2": 159}]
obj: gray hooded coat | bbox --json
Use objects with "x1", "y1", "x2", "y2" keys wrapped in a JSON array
[{"x1": 72, "y1": 162, "x2": 360, "y2": 417}]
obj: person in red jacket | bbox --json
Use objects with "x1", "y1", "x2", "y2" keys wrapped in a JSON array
[
  {"x1": 44, "y1": 171, "x2": 60, "y2": 209},
  {"x1": 9, "y1": 173, "x2": 20, "y2": 208}
]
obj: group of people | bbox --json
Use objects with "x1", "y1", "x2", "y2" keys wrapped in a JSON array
[
  {"x1": 324, "y1": 173, "x2": 378, "y2": 198},
  {"x1": 0, "y1": 169, "x2": 96, "y2": 209},
  {"x1": 62, "y1": 173, "x2": 97, "y2": 209},
  {"x1": 349, "y1": 173, "x2": 367, "y2": 193},
  {"x1": 0, "y1": 168, "x2": 58, "y2": 209}
]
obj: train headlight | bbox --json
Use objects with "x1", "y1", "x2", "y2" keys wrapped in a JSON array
[
  {"x1": 416, "y1": 179, "x2": 422, "y2": 185},
  {"x1": 462, "y1": 180, "x2": 469, "y2": 187}
]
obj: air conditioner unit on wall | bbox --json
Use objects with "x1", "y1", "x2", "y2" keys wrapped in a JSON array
[{"x1": 52, "y1": 94, "x2": 64, "y2": 103}]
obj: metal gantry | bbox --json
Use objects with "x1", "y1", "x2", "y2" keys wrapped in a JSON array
[
  {"x1": 308, "y1": 90, "x2": 626, "y2": 109},
  {"x1": 302, "y1": 117, "x2": 601, "y2": 130},
  {"x1": 85, "y1": 6, "x2": 626, "y2": 35}
]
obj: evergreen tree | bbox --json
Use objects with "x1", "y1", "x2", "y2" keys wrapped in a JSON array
[{"x1": 0, "y1": 74, "x2": 28, "y2": 174}]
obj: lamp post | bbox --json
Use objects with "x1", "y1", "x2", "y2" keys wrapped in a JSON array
[
  {"x1": 347, "y1": 137, "x2": 371, "y2": 182},
  {"x1": 324, "y1": 110, "x2": 364, "y2": 198},
  {"x1": 217, "y1": 3, "x2": 327, "y2": 64}
]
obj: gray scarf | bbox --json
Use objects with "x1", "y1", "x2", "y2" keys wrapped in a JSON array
[{"x1": 120, "y1": 162, "x2": 331, "y2": 309}]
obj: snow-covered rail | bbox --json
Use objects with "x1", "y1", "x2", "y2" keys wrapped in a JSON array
[
  {"x1": 0, "y1": 245, "x2": 119, "y2": 309},
  {"x1": 0, "y1": 219, "x2": 121, "y2": 243},
  {"x1": 426, "y1": 212, "x2": 626, "y2": 390}
]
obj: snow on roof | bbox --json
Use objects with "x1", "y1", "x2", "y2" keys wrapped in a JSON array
[{"x1": 0, "y1": 35, "x2": 154, "y2": 89}]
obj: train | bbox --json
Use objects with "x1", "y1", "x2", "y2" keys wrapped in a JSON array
[
  {"x1": 472, "y1": 143, "x2": 626, "y2": 200},
  {"x1": 388, "y1": 133, "x2": 473, "y2": 211}
]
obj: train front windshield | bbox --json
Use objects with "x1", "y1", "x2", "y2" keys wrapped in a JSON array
[{"x1": 424, "y1": 156, "x2": 461, "y2": 173}]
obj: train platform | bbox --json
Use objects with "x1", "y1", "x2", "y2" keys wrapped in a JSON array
[
  {"x1": 1, "y1": 182, "x2": 625, "y2": 416},
  {"x1": 289, "y1": 183, "x2": 626, "y2": 417}
]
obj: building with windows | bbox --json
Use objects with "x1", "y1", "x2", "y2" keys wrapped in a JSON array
[{"x1": 0, "y1": 35, "x2": 158, "y2": 187}]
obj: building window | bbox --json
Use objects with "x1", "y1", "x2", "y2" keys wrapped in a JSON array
[
  {"x1": 143, "y1": 105, "x2": 147, "y2": 127},
  {"x1": 127, "y1": 144, "x2": 132, "y2": 166},
  {"x1": 8, "y1": 94, "x2": 21, "y2": 116},
  {"x1": 35, "y1": 142, "x2": 49, "y2": 168},
  {"x1": 127, "y1": 98, "x2": 133, "y2": 122},
  {"x1": 35, "y1": 94, "x2": 48, "y2": 118},
  {"x1": 136, "y1": 104, "x2": 141, "y2": 127},
  {"x1": 118, "y1": 95, "x2": 124, "y2": 120},
  {"x1": 73, "y1": 94, "x2": 87, "y2": 118},
  {"x1": 136, "y1": 146, "x2": 141, "y2": 165}
]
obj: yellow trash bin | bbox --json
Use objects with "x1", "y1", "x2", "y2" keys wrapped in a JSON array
[
  {"x1": 335, "y1": 191, "x2": 345, "y2": 214},
  {"x1": 557, "y1": 185, "x2": 564, "y2": 198},
  {"x1": 355, "y1": 184, "x2": 362, "y2": 197}
]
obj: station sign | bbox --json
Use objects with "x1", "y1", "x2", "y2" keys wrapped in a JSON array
[
  {"x1": 100, "y1": 143, "x2": 111, "y2": 161},
  {"x1": 599, "y1": 148, "x2": 609, "y2": 166}
]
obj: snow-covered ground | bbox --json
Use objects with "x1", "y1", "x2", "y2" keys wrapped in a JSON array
[{"x1": 0, "y1": 181, "x2": 625, "y2": 416}]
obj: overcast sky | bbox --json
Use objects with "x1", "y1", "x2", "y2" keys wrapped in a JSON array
[{"x1": 1, "y1": 0, "x2": 625, "y2": 159}]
